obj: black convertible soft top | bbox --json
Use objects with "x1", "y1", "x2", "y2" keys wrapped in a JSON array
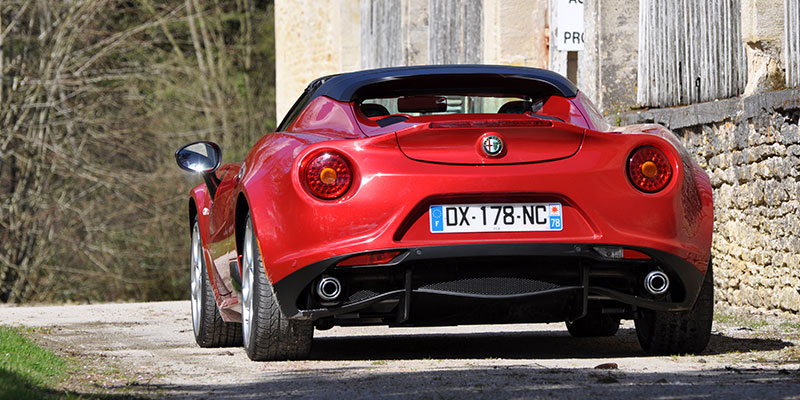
[
  {"x1": 311, "y1": 65, "x2": 578, "y2": 100},
  {"x1": 278, "y1": 65, "x2": 578, "y2": 131}
]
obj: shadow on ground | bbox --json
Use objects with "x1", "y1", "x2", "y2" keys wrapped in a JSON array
[
  {"x1": 0, "y1": 368, "x2": 143, "y2": 400},
  {"x1": 306, "y1": 328, "x2": 792, "y2": 361},
  {"x1": 145, "y1": 327, "x2": 798, "y2": 399},
  {"x1": 160, "y1": 366, "x2": 800, "y2": 400}
]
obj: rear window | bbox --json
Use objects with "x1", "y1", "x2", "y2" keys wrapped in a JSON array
[{"x1": 359, "y1": 95, "x2": 549, "y2": 117}]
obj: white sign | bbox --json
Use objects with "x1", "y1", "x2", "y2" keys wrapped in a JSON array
[{"x1": 555, "y1": 0, "x2": 585, "y2": 51}]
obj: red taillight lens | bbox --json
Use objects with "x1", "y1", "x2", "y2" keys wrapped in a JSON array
[
  {"x1": 628, "y1": 146, "x2": 672, "y2": 193},
  {"x1": 623, "y1": 249, "x2": 651, "y2": 259},
  {"x1": 304, "y1": 152, "x2": 352, "y2": 200},
  {"x1": 337, "y1": 250, "x2": 403, "y2": 267}
]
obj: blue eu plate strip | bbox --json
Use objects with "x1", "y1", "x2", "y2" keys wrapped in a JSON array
[{"x1": 430, "y1": 205, "x2": 444, "y2": 232}]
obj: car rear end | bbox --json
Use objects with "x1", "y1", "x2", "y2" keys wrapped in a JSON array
[{"x1": 261, "y1": 96, "x2": 712, "y2": 329}]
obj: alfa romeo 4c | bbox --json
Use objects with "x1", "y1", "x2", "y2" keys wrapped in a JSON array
[{"x1": 175, "y1": 65, "x2": 714, "y2": 361}]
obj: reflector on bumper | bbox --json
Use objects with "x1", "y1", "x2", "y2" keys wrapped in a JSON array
[{"x1": 336, "y1": 250, "x2": 404, "y2": 267}]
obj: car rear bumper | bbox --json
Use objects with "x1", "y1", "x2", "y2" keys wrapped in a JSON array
[{"x1": 273, "y1": 243, "x2": 706, "y2": 324}]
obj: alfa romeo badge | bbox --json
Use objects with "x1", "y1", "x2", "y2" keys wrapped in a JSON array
[{"x1": 482, "y1": 135, "x2": 504, "y2": 156}]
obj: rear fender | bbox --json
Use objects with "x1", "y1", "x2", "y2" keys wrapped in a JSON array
[
  {"x1": 596, "y1": 125, "x2": 714, "y2": 272},
  {"x1": 238, "y1": 132, "x2": 336, "y2": 285}
]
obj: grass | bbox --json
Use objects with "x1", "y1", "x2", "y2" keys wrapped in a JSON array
[
  {"x1": 0, "y1": 326, "x2": 162, "y2": 400},
  {"x1": 0, "y1": 326, "x2": 72, "y2": 400},
  {"x1": 779, "y1": 321, "x2": 800, "y2": 331},
  {"x1": 714, "y1": 311, "x2": 768, "y2": 329}
]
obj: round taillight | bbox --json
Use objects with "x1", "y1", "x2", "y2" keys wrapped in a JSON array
[
  {"x1": 628, "y1": 146, "x2": 672, "y2": 193},
  {"x1": 303, "y1": 152, "x2": 352, "y2": 200}
]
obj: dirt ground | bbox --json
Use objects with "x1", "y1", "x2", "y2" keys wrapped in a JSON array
[{"x1": 2, "y1": 301, "x2": 800, "y2": 399}]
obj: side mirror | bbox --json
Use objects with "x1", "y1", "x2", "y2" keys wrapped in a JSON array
[
  {"x1": 175, "y1": 141, "x2": 221, "y2": 173},
  {"x1": 175, "y1": 141, "x2": 222, "y2": 198}
]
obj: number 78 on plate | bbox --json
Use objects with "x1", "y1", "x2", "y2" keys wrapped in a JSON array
[{"x1": 429, "y1": 203, "x2": 563, "y2": 233}]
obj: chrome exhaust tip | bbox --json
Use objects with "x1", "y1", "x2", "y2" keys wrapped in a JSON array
[
  {"x1": 316, "y1": 276, "x2": 342, "y2": 301},
  {"x1": 644, "y1": 271, "x2": 670, "y2": 295}
]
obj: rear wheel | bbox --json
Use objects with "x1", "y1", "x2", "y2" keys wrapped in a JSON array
[
  {"x1": 566, "y1": 313, "x2": 620, "y2": 337},
  {"x1": 190, "y1": 220, "x2": 242, "y2": 347},
  {"x1": 635, "y1": 262, "x2": 714, "y2": 355},
  {"x1": 241, "y1": 214, "x2": 313, "y2": 361}
]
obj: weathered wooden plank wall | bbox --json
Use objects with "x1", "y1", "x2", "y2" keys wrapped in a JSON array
[
  {"x1": 361, "y1": 0, "x2": 403, "y2": 69},
  {"x1": 361, "y1": 0, "x2": 482, "y2": 68},
  {"x1": 637, "y1": 0, "x2": 746, "y2": 107},
  {"x1": 428, "y1": 0, "x2": 483, "y2": 64},
  {"x1": 787, "y1": 0, "x2": 800, "y2": 87}
]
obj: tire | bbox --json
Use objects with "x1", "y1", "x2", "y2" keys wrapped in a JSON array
[
  {"x1": 566, "y1": 313, "x2": 620, "y2": 337},
  {"x1": 241, "y1": 213, "x2": 313, "y2": 361},
  {"x1": 190, "y1": 220, "x2": 242, "y2": 347},
  {"x1": 635, "y1": 262, "x2": 714, "y2": 355}
]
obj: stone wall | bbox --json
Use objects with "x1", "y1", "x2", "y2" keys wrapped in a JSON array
[
  {"x1": 275, "y1": 0, "x2": 360, "y2": 121},
  {"x1": 483, "y1": 0, "x2": 548, "y2": 69},
  {"x1": 741, "y1": 0, "x2": 786, "y2": 95},
  {"x1": 578, "y1": 0, "x2": 639, "y2": 114},
  {"x1": 623, "y1": 89, "x2": 800, "y2": 312}
]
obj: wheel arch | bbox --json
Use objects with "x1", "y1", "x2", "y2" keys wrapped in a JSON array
[
  {"x1": 187, "y1": 184, "x2": 224, "y2": 306},
  {"x1": 188, "y1": 198, "x2": 198, "y2": 235},
  {"x1": 188, "y1": 184, "x2": 213, "y2": 247},
  {"x1": 235, "y1": 192, "x2": 250, "y2": 268}
]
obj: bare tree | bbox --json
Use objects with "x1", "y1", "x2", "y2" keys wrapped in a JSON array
[{"x1": 0, "y1": 0, "x2": 274, "y2": 303}]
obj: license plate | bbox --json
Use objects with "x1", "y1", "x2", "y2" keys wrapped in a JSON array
[{"x1": 429, "y1": 203, "x2": 563, "y2": 233}]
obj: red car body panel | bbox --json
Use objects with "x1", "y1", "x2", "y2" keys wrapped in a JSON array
[
  {"x1": 395, "y1": 117, "x2": 585, "y2": 164},
  {"x1": 186, "y1": 66, "x2": 713, "y2": 324}
]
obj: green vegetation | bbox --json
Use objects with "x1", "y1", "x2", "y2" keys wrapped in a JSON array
[
  {"x1": 0, "y1": 326, "x2": 71, "y2": 400},
  {"x1": 1, "y1": 1, "x2": 276, "y2": 304},
  {"x1": 713, "y1": 311, "x2": 736, "y2": 324},
  {"x1": 714, "y1": 311, "x2": 768, "y2": 329},
  {"x1": 779, "y1": 321, "x2": 800, "y2": 331}
]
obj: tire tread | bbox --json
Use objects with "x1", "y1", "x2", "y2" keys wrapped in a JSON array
[
  {"x1": 635, "y1": 263, "x2": 714, "y2": 355},
  {"x1": 193, "y1": 220, "x2": 242, "y2": 348},
  {"x1": 244, "y1": 215, "x2": 313, "y2": 361},
  {"x1": 195, "y1": 272, "x2": 242, "y2": 347}
]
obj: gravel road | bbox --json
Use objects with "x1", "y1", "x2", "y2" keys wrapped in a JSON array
[{"x1": 2, "y1": 301, "x2": 800, "y2": 399}]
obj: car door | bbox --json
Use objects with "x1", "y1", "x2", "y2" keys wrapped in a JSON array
[{"x1": 207, "y1": 163, "x2": 241, "y2": 296}]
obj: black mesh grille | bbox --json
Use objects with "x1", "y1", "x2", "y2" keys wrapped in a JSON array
[
  {"x1": 347, "y1": 289, "x2": 379, "y2": 303},
  {"x1": 420, "y1": 277, "x2": 559, "y2": 296}
]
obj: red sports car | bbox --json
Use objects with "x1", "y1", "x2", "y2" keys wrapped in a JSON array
[{"x1": 175, "y1": 65, "x2": 713, "y2": 361}]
